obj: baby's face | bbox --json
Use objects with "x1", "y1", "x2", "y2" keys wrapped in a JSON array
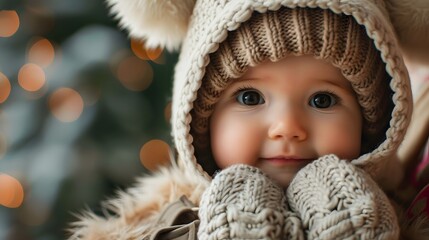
[{"x1": 210, "y1": 56, "x2": 362, "y2": 188}]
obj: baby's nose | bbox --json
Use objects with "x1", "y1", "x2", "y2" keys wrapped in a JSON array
[{"x1": 267, "y1": 108, "x2": 307, "y2": 141}]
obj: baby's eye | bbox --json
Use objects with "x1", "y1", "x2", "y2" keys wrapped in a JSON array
[
  {"x1": 309, "y1": 92, "x2": 338, "y2": 109},
  {"x1": 236, "y1": 90, "x2": 265, "y2": 106}
]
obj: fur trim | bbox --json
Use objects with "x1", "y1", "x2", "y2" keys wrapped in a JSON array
[
  {"x1": 106, "y1": 0, "x2": 196, "y2": 51},
  {"x1": 67, "y1": 164, "x2": 209, "y2": 239},
  {"x1": 386, "y1": 0, "x2": 429, "y2": 64}
]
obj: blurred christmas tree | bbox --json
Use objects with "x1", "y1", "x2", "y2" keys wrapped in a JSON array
[{"x1": 0, "y1": 0, "x2": 176, "y2": 239}]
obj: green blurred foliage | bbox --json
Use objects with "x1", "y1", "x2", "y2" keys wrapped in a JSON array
[{"x1": 0, "y1": 0, "x2": 176, "y2": 239}]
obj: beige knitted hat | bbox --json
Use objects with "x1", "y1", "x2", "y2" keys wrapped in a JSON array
[{"x1": 107, "y1": 0, "x2": 413, "y2": 187}]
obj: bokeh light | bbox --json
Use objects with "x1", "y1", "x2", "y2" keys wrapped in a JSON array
[
  {"x1": 0, "y1": 173, "x2": 24, "y2": 208},
  {"x1": 0, "y1": 72, "x2": 11, "y2": 103},
  {"x1": 131, "y1": 39, "x2": 163, "y2": 61},
  {"x1": 28, "y1": 38, "x2": 55, "y2": 67},
  {"x1": 164, "y1": 101, "x2": 172, "y2": 123},
  {"x1": 0, "y1": 10, "x2": 20, "y2": 37},
  {"x1": 18, "y1": 63, "x2": 46, "y2": 92},
  {"x1": 140, "y1": 139, "x2": 171, "y2": 172},
  {"x1": 48, "y1": 88, "x2": 84, "y2": 122},
  {"x1": 131, "y1": 38, "x2": 162, "y2": 61},
  {"x1": 116, "y1": 55, "x2": 153, "y2": 91}
]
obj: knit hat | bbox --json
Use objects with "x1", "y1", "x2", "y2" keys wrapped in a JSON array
[
  {"x1": 107, "y1": 0, "x2": 413, "y2": 187},
  {"x1": 190, "y1": 8, "x2": 393, "y2": 174}
]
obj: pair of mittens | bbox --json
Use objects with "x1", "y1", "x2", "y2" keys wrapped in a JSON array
[
  {"x1": 198, "y1": 155, "x2": 400, "y2": 239},
  {"x1": 198, "y1": 164, "x2": 303, "y2": 240}
]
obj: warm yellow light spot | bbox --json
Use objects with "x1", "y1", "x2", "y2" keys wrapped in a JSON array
[
  {"x1": 164, "y1": 101, "x2": 172, "y2": 123},
  {"x1": 140, "y1": 139, "x2": 171, "y2": 172},
  {"x1": 0, "y1": 10, "x2": 20, "y2": 37},
  {"x1": 48, "y1": 88, "x2": 84, "y2": 122},
  {"x1": 0, "y1": 173, "x2": 24, "y2": 208},
  {"x1": 152, "y1": 53, "x2": 166, "y2": 65},
  {"x1": 28, "y1": 38, "x2": 55, "y2": 67},
  {"x1": 116, "y1": 55, "x2": 153, "y2": 91},
  {"x1": 0, "y1": 72, "x2": 11, "y2": 103},
  {"x1": 18, "y1": 63, "x2": 46, "y2": 92},
  {"x1": 131, "y1": 39, "x2": 163, "y2": 61}
]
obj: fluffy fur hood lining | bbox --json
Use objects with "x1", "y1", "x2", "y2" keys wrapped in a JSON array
[{"x1": 68, "y1": 165, "x2": 209, "y2": 239}]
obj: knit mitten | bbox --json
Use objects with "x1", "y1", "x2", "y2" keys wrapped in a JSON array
[
  {"x1": 198, "y1": 164, "x2": 303, "y2": 240},
  {"x1": 287, "y1": 154, "x2": 400, "y2": 239}
]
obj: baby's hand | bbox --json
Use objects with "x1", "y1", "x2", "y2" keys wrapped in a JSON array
[
  {"x1": 287, "y1": 154, "x2": 399, "y2": 239},
  {"x1": 198, "y1": 164, "x2": 303, "y2": 240}
]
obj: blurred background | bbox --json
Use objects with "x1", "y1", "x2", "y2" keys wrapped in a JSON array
[
  {"x1": 1, "y1": 1, "x2": 428, "y2": 240},
  {"x1": 0, "y1": 0, "x2": 176, "y2": 239}
]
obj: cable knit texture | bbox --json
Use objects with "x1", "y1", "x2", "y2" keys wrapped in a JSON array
[
  {"x1": 287, "y1": 155, "x2": 400, "y2": 239},
  {"x1": 198, "y1": 164, "x2": 303, "y2": 239}
]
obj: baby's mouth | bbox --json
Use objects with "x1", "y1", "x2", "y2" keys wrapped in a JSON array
[{"x1": 260, "y1": 156, "x2": 314, "y2": 167}]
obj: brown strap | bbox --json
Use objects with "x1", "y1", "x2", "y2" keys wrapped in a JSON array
[
  {"x1": 150, "y1": 221, "x2": 199, "y2": 240},
  {"x1": 146, "y1": 196, "x2": 199, "y2": 240}
]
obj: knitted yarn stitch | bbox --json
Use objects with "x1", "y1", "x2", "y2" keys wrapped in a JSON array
[
  {"x1": 198, "y1": 164, "x2": 303, "y2": 239},
  {"x1": 287, "y1": 155, "x2": 400, "y2": 239}
]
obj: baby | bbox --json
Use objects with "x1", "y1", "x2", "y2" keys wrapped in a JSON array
[
  {"x1": 69, "y1": 0, "x2": 425, "y2": 239},
  {"x1": 190, "y1": 7, "x2": 403, "y2": 238}
]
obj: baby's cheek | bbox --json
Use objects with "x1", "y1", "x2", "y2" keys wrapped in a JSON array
[
  {"x1": 317, "y1": 127, "x2": 361, "y2": 160},
  {"x1": 211, "y1": 122, "x2": 259, "y2": 168}
]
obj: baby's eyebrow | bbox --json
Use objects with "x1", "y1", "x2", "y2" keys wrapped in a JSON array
[
  {"x1": 235, "y1": 76, "x2": 264, "y2": 82},
  {"x1": 321, "y1": 79, "x2": 354, "y2": 92},
  {"x1": 235, "y1": 78, "x2": 257, "y2": 82}
]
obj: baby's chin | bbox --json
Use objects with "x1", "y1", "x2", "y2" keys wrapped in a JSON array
[
  {"x1": 264, "y1": 172, "x2": 295, "y2": 189},
  {"x1": 258, "y1": 163, "x2": 309, "y2": 189}
]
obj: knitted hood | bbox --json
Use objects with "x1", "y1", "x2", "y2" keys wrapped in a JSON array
[
  {"x1": 107, "y1": 0, "x2": 414, "y2": 186},
  {"x1": 170, "y1": 0, "x2": 412, "y2": 185}
]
